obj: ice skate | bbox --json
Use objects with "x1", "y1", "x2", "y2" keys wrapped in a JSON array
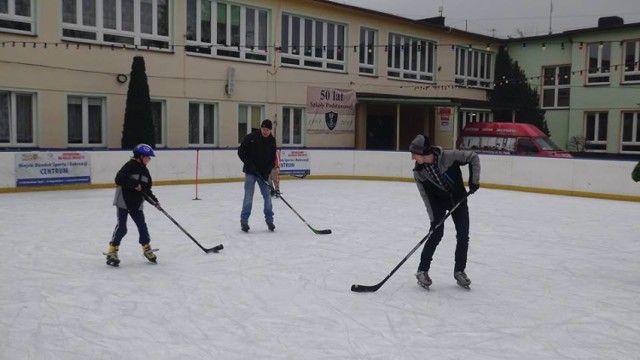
[
  {"x1": 416, "y1": 271, "x2": 432, "y2": 290},
  {"x1": 241, "y1": 223, "x2": 250, "y2": 232},
  {"x1": 267, "y1": 222, "x2": 275, "y2": 231},
  {"x1": 104, "y1": 245, "x2": 120, "y2": 267},
  {"x1": 142, "y1": 243, "x2": 157, "y2": 263},
  {"x1": 454, "y1": 271, "x2": 471, "y2": 289}
]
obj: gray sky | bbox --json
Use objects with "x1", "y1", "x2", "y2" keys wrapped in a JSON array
[{"x1": 335, "y1": 0, "x2": 640, "y2": 38}]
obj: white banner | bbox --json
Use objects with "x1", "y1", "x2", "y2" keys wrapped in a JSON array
[
  {"x1": 279, "y1": 149, "x2": 310, "y2": 177},
  {"x1": 306, "y1": 87, "x2": 356, "y2": 134},
  {"x1": 15, "y1": 152, "x2": 91, "y2": 187}
]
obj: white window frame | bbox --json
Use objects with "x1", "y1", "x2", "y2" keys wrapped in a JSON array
[
  {"x1": 387, "y1": 33, "x2": 436, "y2": 82},
  {"x1": 188, "y1": 102, "x2": 217, "y2": 147},
  {"x1": 150, "y1": 99, "x2": 165, "y2": 148},
  {"x1": 0, "y1": 0, "x2": 33, "y2": 34},
  {"x1": 67, "y1": 95, "x2": 106, "y2": 147},
  {"x1": 237, "y1": 104, "x2": 264, "y2": 144},
  {"x1": 186, "y1": 0, "x2": 269, "y2": 63},
  {"x1": 359, "y1": 27, "x2": 377, "y2": 76},
  {"x1": 586, "y1": 42, "x2": 611, "y2": 85},
  {"x1": 454, "y1": 47, "x2": 493, "y2": 89},
  {"x1": 61, "y1": 0, "x2": 171, "y2": 49},
  {"x1": 281, "y1": 106, "x2": 304, "y2": 147},
  {"x1": 280, "y1": 13, "x2": 346, "y2": 72},
  {"x1": 621, "y1": 111, "x2": 640, "y2": 153},
  {"x1": 541, "y1": 65, "x2": 571, "y2": 109},
  {"x1": 0, "y1": 90, "x2": 36, "y2": 147},
  {"x1": 584, "y1": 112, "x2": 608, "y2": 152},
  {"x1": 622, "y1": 40, "x2": 640, "y2": 84}
]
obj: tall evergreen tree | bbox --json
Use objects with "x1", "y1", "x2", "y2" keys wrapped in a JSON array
[
  {"x1": 489, "y1": 47, "x2": 549, "y2": 135},
  {"x1": 121, "y1": 56, "x2": 156, "y2": 149}
]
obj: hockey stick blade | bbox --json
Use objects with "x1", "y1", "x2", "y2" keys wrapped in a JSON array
[
  {"x1": 313, "y1": 229, "x2": 332, "y2": 235},
  {"x1": 351, "y1": 283, "x2": 383, "y2": 293},
  {"x1": 206, "y1": 244, "x2": 224, "y2": 253}
]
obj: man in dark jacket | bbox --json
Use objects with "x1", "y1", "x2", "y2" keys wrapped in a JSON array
[
  {"x1": 105, "y1": 143, "x2": 160, "y2": 266},
  {"x1": 410, "y1": 134, "x2": 480, "y2": 289},
  {"x1": 237, "y1": 119, "x2": 277, "y2": 232}
]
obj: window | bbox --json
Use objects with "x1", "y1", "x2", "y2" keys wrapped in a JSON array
[
  {"x1": 387, "y1": 33, "x2": 436, "y2": 82},
  {"x1": 150, "y1": 99, "x2": 165, "y2": 148},
  {"x1": 282, "y1": 107, "x2": 303, "y2": 146},
  {"x1": 0, "y1": 0, "x2": 33, "y2": 34},
  {"x1": 459, "y1": 109, "x2": 492, "y2": 132},
  {"x1": 454, "y1": 47, "x2": 493, "y2": 88},
  {"x1": 0, "y1": 90, "x2": 35, "y2": 147},
  {"x1": 584, "y1": 112, "x2": 608, "y2": 152},
  {"x1": 188, "y1": 102, "x2": 216, "y2": 146},
  {"x1": 542, "y1": 65, "x2": 571, "y2": 108},
  {"x1": 67, "y1": 96, "x2": 105, "y2": 146},
  {"x1": 186, "y1": 0, "x2": 268, "y2": 62},
  {"x1": 280, "y1": 13, "x2": 346, "y2": 72},
  {"x1": 62, "y1": 0, "x2": 170, "y2": 49},
  {"x1": 622, "y1": 40, "x2": 640, "y2": 83},
  {"x1": 621, "y1": 112, "x2": 640, "y2": 153},
  {"x1": 238, "y1": 104, "x2": 264, "y2": 143},
  {"x1": 359, "y1": 27, "x2": 377, "y2": 75},
  {"x1": 586, "y1": 42, "x2": 611, "y2": 84}
]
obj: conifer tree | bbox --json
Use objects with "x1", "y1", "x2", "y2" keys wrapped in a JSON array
[
  {"x1": 490, "y1": 47, "x2": 549, "y2": 135},
  {"x1": 121, "y1": 56, "x2": 156, "y2": 149}
]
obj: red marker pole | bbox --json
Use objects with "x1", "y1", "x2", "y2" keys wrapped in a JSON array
[{"x1": 193, "y1": 149, "x2": 201, "y2": 200}]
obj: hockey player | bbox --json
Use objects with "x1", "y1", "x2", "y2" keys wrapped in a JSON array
[
  {"x1": 105, "y1": 144, "x2": 161, "y2": 266},
  {"x1": 409, "y1": 134, "x2": 480, "y2": 289}
]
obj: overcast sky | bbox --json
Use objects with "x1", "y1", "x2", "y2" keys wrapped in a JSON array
[{"x1": 335, "y1": 0, "x2": 640, "y2": 38}]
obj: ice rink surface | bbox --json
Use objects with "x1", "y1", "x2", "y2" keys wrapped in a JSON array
[{"x1": 1, "y1": 180, "x2": 639, "y2": 359}]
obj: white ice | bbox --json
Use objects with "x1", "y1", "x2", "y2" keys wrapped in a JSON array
[{"x1": 1, "y1": 180, "x2": 639, "y2": 359}]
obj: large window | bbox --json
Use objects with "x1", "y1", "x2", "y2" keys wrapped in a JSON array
[
  {"x1": 584, "y1": 112, "x2": 608, "y2": 152},
  {"x1": 186, "y1": 0, "x2": 268, "y2": 62},
  {"x1": 0, "y1": 0, "x2": 32, "y2": 33},
  {"x1": 282, "y1": 107, "x2": 303, "y2": 146},
  {"x1": 459, "y1": 110, "x2": 492, "y2": 132},
  {"x1": 150, "y1": 99, "x2": 165, "y2": 148},
  {"x1": 359, "y1": 27, "x2": 377, "y2": 75},
  {"x1": 280, "y1": 13, "x2": 346, "y2": 72},
  {"x1": 188, "y1": 102, "x2": 216, "y2": 146},
  {"x1": 62, "y1": 0, "x2": 170, "y2": 49},
  {"x1": 621, "y1": 112, "x2": 640, "y2": 153},
  {"x1": 67, "y1": 96, "x2": 105, "y2": 146},
  {"x1": 622, "y1": 40, "x2": 640, "y2": 83},
  {"x1": 0, "y1": 90, "x2": 35, "y2": 147},
  {"x1": 387, "y1": 33, "x2": 436, "y2": 82},
  {"x1": 542, "y1": 65, "x2": 571, "y2": 108},
  {"x1": 586, "y1": 42, "x2": 611, "y2": 85},
  {"x1": 238, "y1": 104, "x2": 264, "y2": 143},
  {"x1": 454, "y1": 47, "x2": 493, "y2": 88}
]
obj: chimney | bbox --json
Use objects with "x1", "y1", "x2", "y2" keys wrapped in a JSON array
[{"x1": 598, "y1": 16, "x2": 624, "y2": 28}]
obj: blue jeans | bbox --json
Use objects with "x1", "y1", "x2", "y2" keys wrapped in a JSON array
[{"x1": 240, "y1": 173, "x2": 274, "y2": 225}]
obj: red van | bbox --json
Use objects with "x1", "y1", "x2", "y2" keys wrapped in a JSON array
[{"x1": 457, "y1": 122, "x2": 572, "y2": 158}]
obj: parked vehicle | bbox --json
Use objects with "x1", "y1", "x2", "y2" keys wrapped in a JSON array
[{"x1": 457, "y1": 122, "x2": 572, "y2": 158}]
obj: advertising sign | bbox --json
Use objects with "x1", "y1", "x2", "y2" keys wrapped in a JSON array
[
  {"x1": 279, "y1": 149, "x2": 310, "y2": 177},
  {"x1": 15, "y1": 152, "x2": 91, "y2": 187},
  {"x1": 306, "y1": 87, "x2": 356, "y2": 134}
]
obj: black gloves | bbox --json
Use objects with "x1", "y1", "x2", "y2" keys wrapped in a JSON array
[{"x1": 469, "y1": 183, "x2": 480, "y2": 194}]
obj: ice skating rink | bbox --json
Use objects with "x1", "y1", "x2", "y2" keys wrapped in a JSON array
[{"x1": 1, "y1": 180, "x2": 639, "y2": 359}]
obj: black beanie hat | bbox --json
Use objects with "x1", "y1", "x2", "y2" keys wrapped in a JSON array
[
  {"x1": 261, "y1": 119, "x2": 273, "y2": 130},
  {"x1": 409, "y1": 134, "x2": 434, "y2": 155}
]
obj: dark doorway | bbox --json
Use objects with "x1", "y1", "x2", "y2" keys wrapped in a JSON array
[{"x1": 366, "y1": 115, "x2": 395, "y2": 150}]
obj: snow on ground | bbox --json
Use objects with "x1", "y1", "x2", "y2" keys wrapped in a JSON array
[{"x1": 1, "y1": 180, "x2": 639, "y2": 359}]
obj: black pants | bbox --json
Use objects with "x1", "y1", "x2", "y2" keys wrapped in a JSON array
[
  {"x1": 417, "y1": 199, "x2": 470, "y2": 273},
  {"x1": 110, "y1": 207, "x2": 151, "y2": 246}
]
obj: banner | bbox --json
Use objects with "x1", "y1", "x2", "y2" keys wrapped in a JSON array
[
  {"x1": 279, "y1": 149, "x2": 310, "y2": 177},
  {"x1": 306, "y1": 87, "x2": 356, "y2": 134},
  {"x1": 15, "y1": 152, "x2": 91, "y2": 187}
]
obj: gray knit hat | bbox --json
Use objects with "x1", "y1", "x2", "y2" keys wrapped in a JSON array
[{"x1": 409, "y1": 134, "x2": 433, "y2": 155}]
